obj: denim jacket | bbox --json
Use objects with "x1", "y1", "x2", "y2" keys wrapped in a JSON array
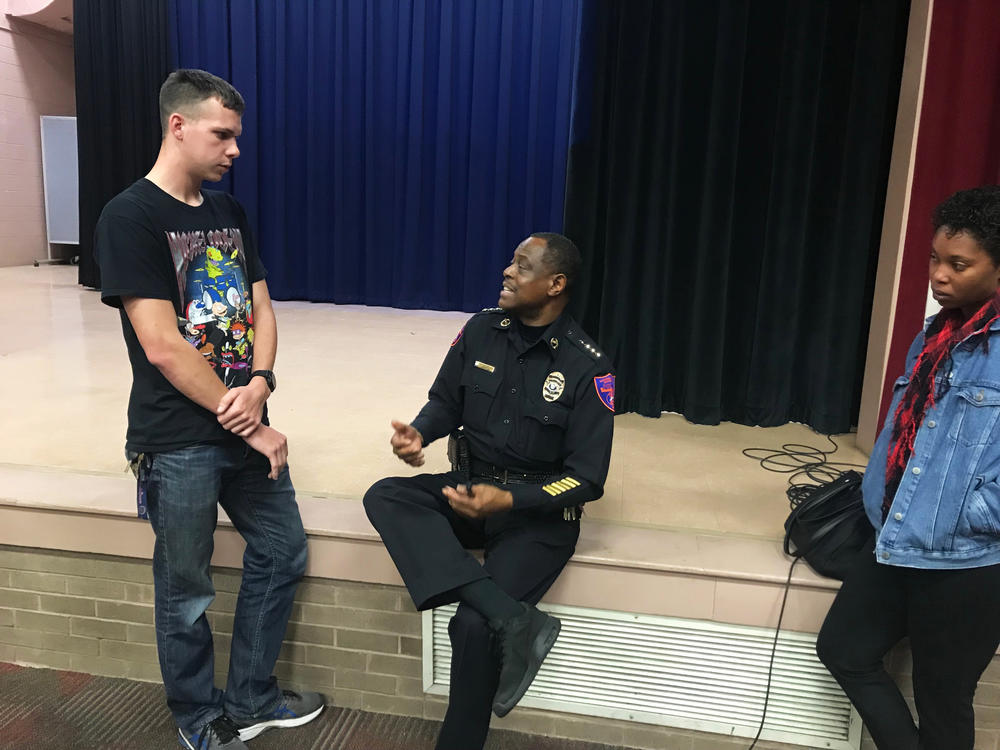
[{"x1": 864, "y1": 316, "x2": 1000, "y2": 569}]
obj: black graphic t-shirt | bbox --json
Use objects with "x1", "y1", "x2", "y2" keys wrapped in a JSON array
[{"x1": 96, "y1": 178, "x2": 267, "y2": 453}]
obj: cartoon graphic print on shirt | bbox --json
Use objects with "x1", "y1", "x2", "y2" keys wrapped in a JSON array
[{"x1": 166, "y1": 227, "x2": 254, "y2": 387}]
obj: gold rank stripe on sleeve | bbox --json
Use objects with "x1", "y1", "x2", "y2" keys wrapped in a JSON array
[{"x1": 542, "y1": 476, "x2": 581, "y2": 496}]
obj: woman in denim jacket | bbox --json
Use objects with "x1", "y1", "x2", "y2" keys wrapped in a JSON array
[{"x1": 817, "y1": 186, "x2": 1000, "y2": 750}]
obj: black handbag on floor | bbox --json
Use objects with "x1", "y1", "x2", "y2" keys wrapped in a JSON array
[{"x1": 783, "y1": 470, "x2": 874, "y2": 580}]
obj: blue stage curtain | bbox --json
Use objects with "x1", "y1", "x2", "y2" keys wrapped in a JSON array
[{"x1": 170, "y1": 0, "x2": 583, "y2": 311}]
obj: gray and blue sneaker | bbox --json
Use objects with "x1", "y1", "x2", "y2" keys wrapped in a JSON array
[
  {"x1": 231, "y1": 689, "x2": 326, "y2": 741},
  {"x1": 178, "y1": 715, "x2": 248, "y2": 750}
]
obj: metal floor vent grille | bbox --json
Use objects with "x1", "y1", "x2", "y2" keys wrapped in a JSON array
[{"x1": 422, "y1": 603, "x2": 861, "y2": 749}]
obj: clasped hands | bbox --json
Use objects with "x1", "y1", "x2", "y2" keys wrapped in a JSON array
[
  {"x1": 216, "y1": 378, "x2": 287, "y2": 480},
  {"x1": 217, "y1": 378, "x2": 270, "y2": 435}
]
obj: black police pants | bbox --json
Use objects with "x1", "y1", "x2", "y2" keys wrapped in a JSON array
[
  {"x1": 816, "y1": 552, "x2": 1000, "y2": 750},
  {"x1": 363, "y1": 471, "x2": 579, "y2": 750}
]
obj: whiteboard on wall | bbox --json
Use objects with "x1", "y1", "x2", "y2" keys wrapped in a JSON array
[{"x1": 40, "y1": 116, "x2": 79, "y2": 245}]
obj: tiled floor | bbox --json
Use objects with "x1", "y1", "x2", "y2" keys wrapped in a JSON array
[
  {"x1": 0, "y1": 265, "x2": 869, "y2": 539},
  {"x1": 0, "y1": 662, "x2": 622, "y2": 750}
]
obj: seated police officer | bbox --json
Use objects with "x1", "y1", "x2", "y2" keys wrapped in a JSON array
[{"x1": 363, "y1": 232, "x2": 615, "y2": 750}]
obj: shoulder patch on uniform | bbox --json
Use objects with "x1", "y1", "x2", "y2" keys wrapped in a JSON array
[
  {"x1": 594, "y1": 373, "x2": 615, "y2": 412},
  {"x1": 479, "y1": 307, "x2": 504, "y2": 313}
]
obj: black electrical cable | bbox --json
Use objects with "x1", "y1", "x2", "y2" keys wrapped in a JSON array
[
  {"x1": 743, "y1": 434, "x2": 867, "y2": 506},
  {"x1": 741, "y1": 434, "x2": 866, "y2": 749},
  {"x1": 746, "y1": 556, "x2": 798, "y2": 750}
]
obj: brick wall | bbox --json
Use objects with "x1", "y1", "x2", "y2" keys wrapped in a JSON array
[{"x1": 4, "y1": 545, "x2": 999, "y2": 750}]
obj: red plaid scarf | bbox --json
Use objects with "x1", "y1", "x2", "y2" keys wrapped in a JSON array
[{"x1": 883, "y1": 293, "x2": 1000, "y2": 521}]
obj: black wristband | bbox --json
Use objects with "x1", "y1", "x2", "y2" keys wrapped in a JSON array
[{"x1": 250, "y1": 369, "x2": 276, "y2": 392}]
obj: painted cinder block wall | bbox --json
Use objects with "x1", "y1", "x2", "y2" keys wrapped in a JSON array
[{"x1": 0, "y1": 7, "x2": 75, "y2": 267}]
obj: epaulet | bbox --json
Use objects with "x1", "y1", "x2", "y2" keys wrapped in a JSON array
[
  {"x1": 568, "y1": 331, "x2": 606, "y2": 362},
  {"x1": 478, "y1": 307, "x2": 504, "y2": 314}
]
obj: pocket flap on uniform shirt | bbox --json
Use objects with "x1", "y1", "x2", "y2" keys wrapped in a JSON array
[
  {"x1": 461, "y1": 367, "x2": 501, "y2": 396},
  {"x1": 527, "y1": 404, "x2": 570, "y2": 427},
  {"x1": 956, "y1": 385, "x2": 1000, "y2": 407}
]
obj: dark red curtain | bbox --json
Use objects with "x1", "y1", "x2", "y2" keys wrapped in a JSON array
[{"x1": 879, "y1": 0, "x2": 1000, "y2": 426}]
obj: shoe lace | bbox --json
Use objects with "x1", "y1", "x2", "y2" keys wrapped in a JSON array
[{"x1": 206, "y1": 715, "x2": 240, "y2": 745}]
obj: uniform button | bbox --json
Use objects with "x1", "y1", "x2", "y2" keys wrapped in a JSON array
[
  {"x1": 511, "y1": 388, "x2": 517, "y2": 394},
  {"x1": 912, "y1": 467, "x2": 921, "y2": 475},
  {"x1": 543, "y1": 415, "x2": 549, "y2": 422},
  {"x1": 976, "y1": 391, "x2": 985, "y2": 402},
  {"x1": 927, "y1": 420, "x2": 936, "y2": 428},
  {"x1": 518, "y1": 358, "x2": 525, "y2": 365},
  {"x1": 503, "y1": 418, "x2": 510, "y2": 424},
  {"x1": 473, "y1": 385, "x2": 480, "y2": 392},
  {"x1": 881, "y1": 551, "x2": 890, "y2": 560},
  {"x1": 894, "y1": 512, "x2": 903, "y2": 521}
]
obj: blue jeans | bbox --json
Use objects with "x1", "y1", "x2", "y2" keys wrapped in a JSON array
[{"x1": 145, "y1": 437, "x2": 307, "y2": 733}]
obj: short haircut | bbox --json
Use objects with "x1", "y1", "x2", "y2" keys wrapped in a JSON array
[
  {"x1": 530, "y1": 232, "x2": 582, "y2": 291},
  {"x1": 933, "y1": 185, "x2": 1000, "y2": 266},
  {"x1": 159, "y1": 69, "x2": 245, "y2": 136}
]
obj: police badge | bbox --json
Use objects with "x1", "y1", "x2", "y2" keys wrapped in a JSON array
[{"x1": 542, "y1": 371, "x2": 565, "y2": 402}]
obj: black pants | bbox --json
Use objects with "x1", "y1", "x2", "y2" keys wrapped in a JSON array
[
  {"x1": 816, "y1": 552, "x2": 1000, "y2": 750},
  {"x1": 363, "y1": 471, "x2": 579, "y2": 750}
]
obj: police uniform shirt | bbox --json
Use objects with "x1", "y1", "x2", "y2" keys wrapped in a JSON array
[{"x1": 410, "y1": 309, "x2": 615, "y2": 511}]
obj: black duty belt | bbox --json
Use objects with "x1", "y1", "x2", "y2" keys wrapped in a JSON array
[
  {"x1": 467, "y1": 457, "x2": 584, "y2": 521},
  {"x1": 469, "y1": 458, "x2": 555, "y2": 484}
]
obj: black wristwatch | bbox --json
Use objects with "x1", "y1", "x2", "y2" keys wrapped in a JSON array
[{"x1": 250, "y1": 369, "x2": 277, "y2": 392}]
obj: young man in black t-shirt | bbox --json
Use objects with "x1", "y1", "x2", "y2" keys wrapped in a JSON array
[{"x1": 96, "y1": 70, "x2": 323, "y2": 750}]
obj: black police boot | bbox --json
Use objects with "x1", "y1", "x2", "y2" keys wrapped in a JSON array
[{"x1": 490, "y1": 602, "x2": 561, "y2": 717}]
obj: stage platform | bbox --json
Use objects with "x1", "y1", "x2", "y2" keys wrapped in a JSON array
[
  {"x1": 1, "y1": 265, "x2": 892, "y2": 750},
  {"x1": 1, "y1": 265, "x2": 867, "y2": 538}
]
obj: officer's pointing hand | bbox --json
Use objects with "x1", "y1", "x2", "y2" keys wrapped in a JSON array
[
  {"x1": 390, "y1": 420, "x2": 425, "y2": 466},
  {"x1": 442, "y1": 483, "x2": 514, "y2": 519}
]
